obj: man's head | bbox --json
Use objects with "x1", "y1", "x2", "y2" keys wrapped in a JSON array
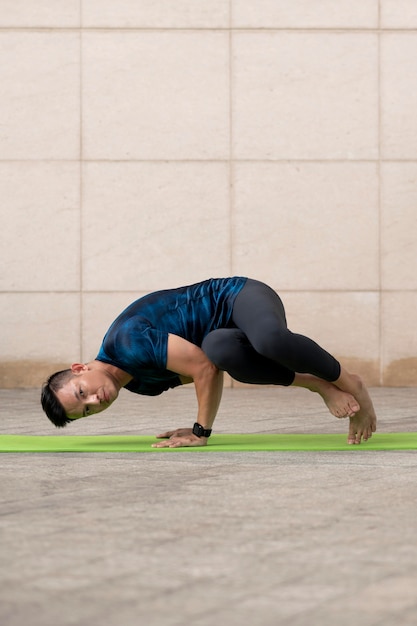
[
  {"x1": 41, "y1": 363, "x2": 119, "y2": 427},
  {"x1": 41, "y1": 369, "x2": 74, "y2": 427}
]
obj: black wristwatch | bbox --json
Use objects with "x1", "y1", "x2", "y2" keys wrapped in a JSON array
[{"x1": 192, "y1": 422, "x2": 212, "y2": 438}]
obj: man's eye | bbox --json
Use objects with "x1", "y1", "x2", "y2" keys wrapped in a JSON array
[{"x1": 80, "y1": 389, "x2": 84, "y2": 396}]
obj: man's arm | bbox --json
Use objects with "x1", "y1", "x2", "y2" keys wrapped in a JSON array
[{"x1": 152, "y1": 334, "x2": 224, "y2": 448}]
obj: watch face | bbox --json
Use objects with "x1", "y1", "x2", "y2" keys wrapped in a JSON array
[{"x1": 193, "y1": 423, "x2": 203, "y2": 437}]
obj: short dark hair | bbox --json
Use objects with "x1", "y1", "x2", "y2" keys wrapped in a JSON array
[{"x1": 41, "y1": 369, "x2": 74, "y2": 428}]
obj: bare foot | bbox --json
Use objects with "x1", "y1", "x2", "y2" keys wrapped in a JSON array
[
  {"x1": 318, "y1": 383, "x2": 360, "y2": 419},
  {"x1": 291, "y1": 370, "x2": 377, "y2": 444},
  {"x1": 347, "y1": 385, "x2": 377, "y2": 445},
  {"x1": 292, "y1": 373, "x2": 360, "y2": 418},
  {"x1": 333, "y1": 370, "x2": 377, "y2": 445}
]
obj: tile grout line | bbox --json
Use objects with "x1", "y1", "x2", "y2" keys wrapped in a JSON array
[
  {"x1": 0, "y1": 158, "x2": 416, "y2": 164},
  {"x1": 229, "y1": 0, "x2": 234, "y2": 278},
  {"x1": 229, "y1": 2, "x2": 235, "y2": 390},
  {"x1": 378, "y1": 1, "x2": 383, "y2": 386},
  {"x1": 2, "y1": 27, "x2": 417, "y2": 33},
  {"x1": 79, "y1": 1, "x2": 84, "y2": 362},
  {"x1": 5, "y1": 289, "x2": 403, "y2": 294}
]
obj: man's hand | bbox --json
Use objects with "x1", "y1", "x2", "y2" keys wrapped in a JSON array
[
  {"x1": 156, "y1": 428, "x2": 193, "y2": 439},
  {"x1": 152, "y1": 428, "x2": 207, "y2": 448}
]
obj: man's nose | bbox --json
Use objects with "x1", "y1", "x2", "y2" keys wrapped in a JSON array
[{"x1": 88, "y1": 394, "x2": 100, "y2": 405}]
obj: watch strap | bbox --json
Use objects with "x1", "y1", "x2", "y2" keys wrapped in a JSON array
[{"x1": 192, "y1": 422, "x2": 212, "y2": 438}]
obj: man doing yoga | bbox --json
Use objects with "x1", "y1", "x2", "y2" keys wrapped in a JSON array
[{"x1": 41, "y1": 277, "x2": 377, "y2": 447}]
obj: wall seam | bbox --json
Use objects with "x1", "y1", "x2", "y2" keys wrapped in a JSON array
[
  {"x1": 2, "y1": 27, "x2": 417, "y2": 33},
  {"x1": 228, "y1": 0, "x2": 233, "y2": 390},
  {"x1": 79, "y1": 0, "x2": 84, "y2": 362},
  {"x1": 229, "y1": 0, "x2": 233, "y2": 279},
  {"x1": 378, "y1": 0, "x2": 383, "y2": 385}
]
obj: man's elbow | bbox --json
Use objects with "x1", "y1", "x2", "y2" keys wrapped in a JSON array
[{"x1": 196, "y1": 360, "x2": 220, "y2": 382}]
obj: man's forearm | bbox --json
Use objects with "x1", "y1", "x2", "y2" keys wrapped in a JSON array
[{"x1": 193, "y1": 365, "x2": 224, "y2": 430}]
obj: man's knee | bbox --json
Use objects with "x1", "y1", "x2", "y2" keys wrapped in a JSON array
[
  {"x1": 202, "y1": 329, "x2": 245, "y2": 370},
  {"x1": 201, "y1": 330, "x2": 230, "y2": 368},
  {"x1": 250, "y1": 327, "x2": 294, "y2": 361}
]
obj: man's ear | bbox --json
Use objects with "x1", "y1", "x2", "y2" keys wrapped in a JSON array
[{"x1": 71, "y1": 363, "x2": 88, "y2": 375}]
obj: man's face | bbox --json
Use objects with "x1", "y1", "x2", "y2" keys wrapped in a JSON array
[{"x1": 55, "y1": 364, "x2": 119, "y2": 421}]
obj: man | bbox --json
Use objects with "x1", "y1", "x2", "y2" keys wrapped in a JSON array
[{"x1": 41, "y1": 277, "x2": 377, "y2": 447}]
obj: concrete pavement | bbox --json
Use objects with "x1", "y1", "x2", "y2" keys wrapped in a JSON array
[{"x1": 1, "y1": 386, "x2": 417, "y2": 626}]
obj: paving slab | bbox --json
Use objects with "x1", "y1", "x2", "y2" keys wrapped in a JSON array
[{"x1": 1, "y1": 386, "x2": 417, "y2": 626}]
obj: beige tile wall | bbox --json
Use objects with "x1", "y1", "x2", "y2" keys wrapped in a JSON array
[{"x1": 1, "y1": 0, "x2": 416, "y2": 388}]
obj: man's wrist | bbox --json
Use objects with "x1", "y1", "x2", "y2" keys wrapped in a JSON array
[{"x1": 192, "y1": 422, "x2": 212, "y2": 438}]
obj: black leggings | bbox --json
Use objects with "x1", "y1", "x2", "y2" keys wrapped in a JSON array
[{"x1": 201, "y1": 279, "x2": 341, "y2": 386}]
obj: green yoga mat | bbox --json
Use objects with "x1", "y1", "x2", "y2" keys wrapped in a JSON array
[{"x1": 0, "y1": 433, "x2": 416, "y2": 452}]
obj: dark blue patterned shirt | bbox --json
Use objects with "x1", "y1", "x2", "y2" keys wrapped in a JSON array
[{"x1": 96, "y1": 277, "x2": 247, "y2": 396}]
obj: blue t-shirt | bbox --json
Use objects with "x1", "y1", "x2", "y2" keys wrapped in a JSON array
[{"x1": 96, "y1": 277, "x2": 247, "y2": 396}]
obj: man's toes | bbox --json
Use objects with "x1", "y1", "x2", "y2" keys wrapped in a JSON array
[
  {"x1": 348, "y1": 420, "x2": 360, "y2": 444},
  {"x1": 365, "y1": 427, "x2": 372, "y2": 440},
  {"x1": 348, "y1": 428, "x2": 356, "y2": 445}
]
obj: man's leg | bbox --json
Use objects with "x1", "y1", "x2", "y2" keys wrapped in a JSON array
[
  {"x1": 232, "y1": 279, "x2": 341, "y2": 382},
  {"x1": 202, "y1": 329, "x2": 370, "y2": 435},
  {"x1": 231, "y1": 280, "x2": 377, "y2": 443},
  {"x1": 202, "y1": 328, "x2": 295, "y2": 386}
]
